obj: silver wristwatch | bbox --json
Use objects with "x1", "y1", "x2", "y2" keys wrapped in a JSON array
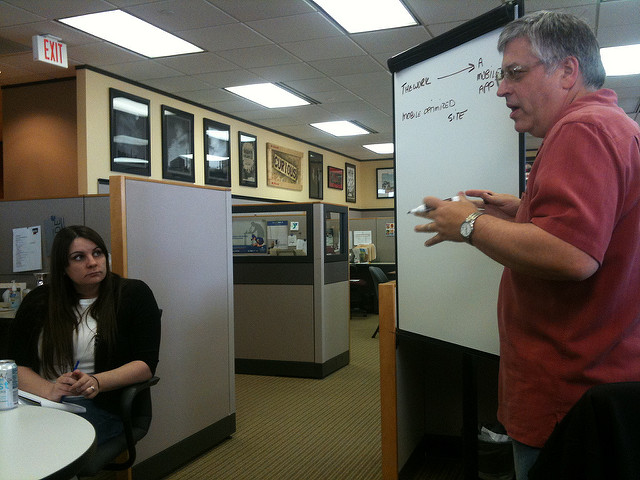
[{"x1": 460, "y1": 211, "x2": 485, "y2": 244}]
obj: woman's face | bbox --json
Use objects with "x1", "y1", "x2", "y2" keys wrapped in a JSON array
[{"x1": 65, "y1": 237, "x2": 107, "y2": 298}]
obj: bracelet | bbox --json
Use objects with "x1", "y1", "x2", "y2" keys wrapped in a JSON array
[{"x1": 89, "y1": 374, "x2": 100, "y2": 390}]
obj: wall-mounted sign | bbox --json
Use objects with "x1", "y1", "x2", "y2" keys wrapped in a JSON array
[{"x1": 32, "y1": 35, "x2": 68, "y2": 68}]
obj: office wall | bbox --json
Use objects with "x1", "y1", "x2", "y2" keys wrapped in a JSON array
[
  {"x1": 76, "y1": 67, "x2": 394, "y2": 209},
  {"x1": 2, "y1": 79, "x2": 78, "y2": 200}
]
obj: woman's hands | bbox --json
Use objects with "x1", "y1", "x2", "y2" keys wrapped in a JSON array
[
  {"x1": 49, "y1": 369, "x2": 100, "y2": 400},
  {"x1": 69, "y1": 369, "x2": 100, "y2": 399}
]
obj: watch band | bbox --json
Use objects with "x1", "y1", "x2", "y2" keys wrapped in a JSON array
[{"x1": 463, "y1": 211, "x2": 485, "y2": 245}]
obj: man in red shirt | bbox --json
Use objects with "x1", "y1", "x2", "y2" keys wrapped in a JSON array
[{"x1": 415, "y1": 11, "x2": 640, "y2": 479}]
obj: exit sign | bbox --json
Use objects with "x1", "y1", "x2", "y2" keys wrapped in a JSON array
[{"x1": 32, "y1": 35, "x2": 68, "y2": 68}]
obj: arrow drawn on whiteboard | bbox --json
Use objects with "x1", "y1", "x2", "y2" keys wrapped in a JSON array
[{"x1": 437, "y1": 63, "x2": 475, "y2": 80}]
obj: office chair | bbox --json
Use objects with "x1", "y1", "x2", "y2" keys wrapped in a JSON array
[
  {"x1": 529, "y1": 382, "x2": 640, "y2": 480},
  {"x1": 369, "y1": 266, "x2": 389, "y2": 338},
  {"x1": 78, "y1": 376, "x2": 159, "y2": 477}
]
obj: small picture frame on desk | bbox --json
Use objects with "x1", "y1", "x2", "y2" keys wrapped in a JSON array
[
  {"x1": 327, "y1": 166, "x2": 343, "y2": 190},
  {"x1": 203, "y1": 118, "x2": 231, "y2": 187},
  {"x1": 109, "y1": 89, "x2": 151, "y2": 176},
  {"x1": 376, "y1": 167, "x2": 394, "y2": 198},
  {"x1": 238, "y1": 132, "x2": 257, "y2": 187},
  {"x1": 162, "y1": 105, "x2": 195, "y2": 183}
]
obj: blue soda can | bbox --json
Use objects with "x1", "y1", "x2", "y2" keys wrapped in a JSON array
[{"x1": 0, "y1": 359, "x2": 18, "y2": 409}]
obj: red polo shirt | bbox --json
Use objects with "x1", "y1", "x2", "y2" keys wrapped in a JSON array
[{"x1": 497, "y1": 89, "x2": 640, "y2": 447}]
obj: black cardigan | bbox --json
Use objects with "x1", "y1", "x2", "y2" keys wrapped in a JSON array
[{"x1": 8, "y1": 274, "x2": 161, "y2": 412}]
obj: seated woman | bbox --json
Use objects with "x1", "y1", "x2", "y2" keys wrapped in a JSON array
[{"x1": 9, "y1": 225, "x2": 161, "y2": 445}]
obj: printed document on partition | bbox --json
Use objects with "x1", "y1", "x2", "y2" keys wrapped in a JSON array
[
  {"x1": 353, "y1": 230, "x2": 372, "y2": 245},
  {"x1": 13, "y1": 226, "x2": 43, "y2": 272}
]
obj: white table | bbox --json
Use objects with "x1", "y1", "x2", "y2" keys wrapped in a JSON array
[{"x1": 0, "y1": 404, "x2": 96, "y2": 480}]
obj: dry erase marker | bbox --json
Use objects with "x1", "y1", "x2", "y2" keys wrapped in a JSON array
[
  {"x1": 73, "y1": 360, "x2": 79, "y2": 371},
  {"x1": 407, "y1": 196, "x2": 460, "y2": 215}
]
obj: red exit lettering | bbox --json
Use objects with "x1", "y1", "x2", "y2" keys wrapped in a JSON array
[{"x1": 44, "y1": 38, "x2": 63, "y2": 63}]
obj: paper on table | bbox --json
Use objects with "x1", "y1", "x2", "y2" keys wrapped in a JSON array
[{"x1": 18, "y1": 390, "x2": 86, "y2": 413}]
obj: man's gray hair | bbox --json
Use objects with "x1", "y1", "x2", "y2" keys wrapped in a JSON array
[{"x1": 498, "y1": 11, "x2": 606, "y2": 89}]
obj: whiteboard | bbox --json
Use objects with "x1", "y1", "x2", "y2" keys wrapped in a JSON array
[{"x1": 390, "y1": 5, "x2": 522, "y2": 355}]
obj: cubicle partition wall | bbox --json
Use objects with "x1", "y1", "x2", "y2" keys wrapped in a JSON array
[
  {"x1": 349, "y1": 216, "x2": 395, "y2": 263},
  {"x1": 110, "y1": 176, "x2": 235, "y2": 479},
  {"x1": 232, "y1": 202, "x2": 350, "y2": 378},
  {"x1": 0, "y1": 195, "x2": 110, "y2": 286}
]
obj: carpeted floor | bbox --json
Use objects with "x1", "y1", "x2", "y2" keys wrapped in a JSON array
[
  {"x1": 165, "y1": 315, "x2": 383, "y2": 480},
  {"x1": 85, "y1": 315, "x2": 465, "y2": 480}
]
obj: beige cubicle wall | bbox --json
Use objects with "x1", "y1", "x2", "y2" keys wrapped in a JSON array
[
  {"x1": 232, "y1": 202, "x2": 350, "y2": 378},
  {"x1": 110, "y1": 176, "x2": 235, "y2": 479}
]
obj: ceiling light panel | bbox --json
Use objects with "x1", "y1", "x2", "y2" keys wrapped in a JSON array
[
  {"x1": 225, "y1": 83, "x2": 311, "y2": 108},
  {"x1": 59, "y1": 10, "x2": 203, "y2": 58},
  {"x1": 601, "y1": 44, "x2": 640, "y2": 76},
  {"x1": 311, "y1": 121, "x2": 372, "y2": 136},
  {"x1": 364, "y1": 143, "x2": 394, "y2": 154},
  {"x1": 312, "y1": 0, "x2": 417, "y2": 34}
]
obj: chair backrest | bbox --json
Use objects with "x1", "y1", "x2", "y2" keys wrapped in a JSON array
[{"x1": 369, "y1": 266, "x2": 389, "y2": 301}]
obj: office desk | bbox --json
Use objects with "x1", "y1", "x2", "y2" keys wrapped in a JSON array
[
  {"x1": 0, "y1": 404, "x2": 96, "y2": 480},
  {"x1": 349, "y1": 263, "x2": 396, "y2": 314}
]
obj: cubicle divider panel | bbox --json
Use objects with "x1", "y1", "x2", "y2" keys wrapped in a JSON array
[
  {"x1": 110, "y1": 176, "x2": 235, "y2": 478},
  {"x1": 0, "y1": 196, "x2": 110, "y2": 284},
  {"x1": 349, "y1": 217, "x2": 396, "y2": 263},
  {"x1": 109, "y1": 176, "x2": 128, "y2": 277}
]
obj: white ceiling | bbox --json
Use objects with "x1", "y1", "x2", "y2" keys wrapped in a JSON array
[{"x1": 0, "y1": 0, "x2": 638, "y2": 160}]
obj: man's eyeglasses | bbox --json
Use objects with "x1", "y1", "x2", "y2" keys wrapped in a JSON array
[{"x1": 495, "y1": 61, "x2": 544, "y2": 85}]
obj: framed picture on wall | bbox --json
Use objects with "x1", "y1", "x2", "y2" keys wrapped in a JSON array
[
  {"x1": 203, "y1": 118, "x2": 231, "y2": 187},
  {"x1": 267, "y1": 143, "x2": 303, "y2": 191},
  {"x1": 308, "y1": 151, "x2": 323, "y2": 200},
  {"x1": 162, "y1": 105, "x2": 195, "y2": 183},
  {"x1": 109, "y1": 89, "x2": 151, "y2": 176},
  {"x1": 376, "y1": 167, "x2": 395, "y2": 198},
  {"x1": 238, "y1": 132, "x2": 257, "y2": 187},
  {"x1": 327, "y1": 166, "x2": 343, "y2": 190},
  {"x1": 345, "y1": 163, "x2": 356, "y2": 203}
]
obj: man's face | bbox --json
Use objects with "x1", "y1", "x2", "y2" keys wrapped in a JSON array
[{"x1": 497, "y1": 37, "x2": 565, "y2": 138}]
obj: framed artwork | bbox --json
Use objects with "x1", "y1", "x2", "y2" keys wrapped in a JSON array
[
  {"x1": 203, "y1": 118, "x2": 231, "y2": 187},
  {"x1": 109, "y1": 89, "x2": 151, "y2": 176},
  {"x1": 267, "y1": 143, "x2": 303, "y2": 191},
  {"x1": 239, "y1": 132, "x2": 257, "y2": 187},
  {"x1": 376, "y1": 167, "x2": 395, "y2": 198},
  {"x1": 162, "y1": 105, "x2": 195, "y2": 183},
  {"x1": 327, "y1": 166, "x2": 343, "y2": 190},
  {"x1": 345, "y1": 162, "x2": 356, "y2": 203},
  {"x1": 308, "y1": 151, "x2": 323, "y2": 200}
]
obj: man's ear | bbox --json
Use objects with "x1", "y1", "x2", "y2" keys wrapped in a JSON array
[{"x1": 560, "y1": 56, "x2": 581, "y2": 89}]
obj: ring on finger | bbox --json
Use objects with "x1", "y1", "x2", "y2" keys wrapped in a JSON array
[{"x1": 88, "y1": 386, "x2": 95, "y2": 392}]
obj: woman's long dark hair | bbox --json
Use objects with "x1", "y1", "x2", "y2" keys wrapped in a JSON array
[{"x1": 40, "y1": 225, "x2": 119, "y2": 379}]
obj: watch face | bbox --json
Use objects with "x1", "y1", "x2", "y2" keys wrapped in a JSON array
[{"x1": 461, "y1": 222, "x2": 472, "y2": 238}]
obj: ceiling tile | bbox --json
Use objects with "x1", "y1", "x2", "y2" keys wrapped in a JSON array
[
  {"x1": 180, "y1": 23, "x2": 272, "y2": 52},
  {"x1": 308, "y1": 55, "x2": 386, "y2": 77},
  {"x1": 282, "y1": 36, "x2": 365, "y2": 61},
  {"x1": 101, "y1": 60, "x2": 182, "y2": 82},
  {"x1": 156, "y1": 52, "x2": 238, "y2": 75},
  {"x1": 247, "y1": 12, "x2": 341, "y2": 43},
  {"x1": 207, "y1": 0, "x2": 316, "y2": 22},
  {"x1": 126, "y1": 0, "x2": 236, "y2": 31},
  {"x1": 216, "y1": 44, "x2": 300, "y2": 68}
]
